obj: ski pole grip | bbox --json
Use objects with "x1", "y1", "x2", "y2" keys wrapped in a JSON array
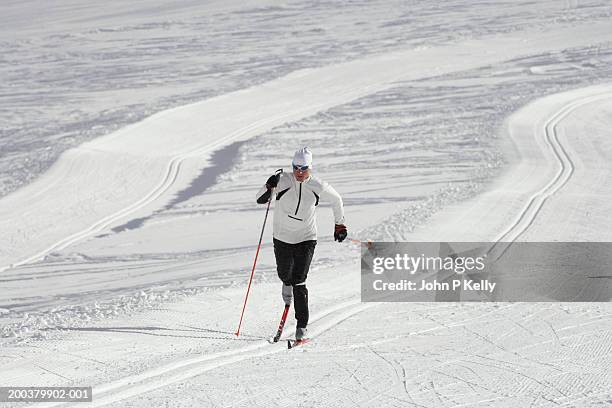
[{"x1": 269, "y1": 169, "x2": 283, "y2": 193}]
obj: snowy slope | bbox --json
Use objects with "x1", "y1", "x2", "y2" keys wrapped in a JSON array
[
  {"x1": 409, "y1": 84, "x2": 612, "y2": 243},
  {"x1": 3, "y1": 0, "x2": 612, "y2": 198},
  {"x1": 6, "y1": 83, "x2": 609, "y2": 408},
  {"x1": 1, "y1": 2, "x2": 612, "y2": 408}
]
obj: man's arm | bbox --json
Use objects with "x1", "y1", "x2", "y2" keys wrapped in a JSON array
[
  {"x1": 256, "y1": 185, "x2": 272, "y2": 204},
  {"x1": 320, "y1": 182, "x2": 345, "y2": 225}
]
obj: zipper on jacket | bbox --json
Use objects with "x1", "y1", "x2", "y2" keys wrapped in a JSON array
[{"x1": 294, "y1": 183, "x2": 302, "y2": 215}]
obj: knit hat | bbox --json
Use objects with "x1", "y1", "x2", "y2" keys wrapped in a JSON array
[{"x1": 292, "y1": 147, "x2": 312, "y2": 168}]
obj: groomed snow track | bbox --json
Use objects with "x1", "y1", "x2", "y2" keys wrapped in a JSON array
[{"x1": 494, "y1": 92, "x2": 612, "y2": 243}]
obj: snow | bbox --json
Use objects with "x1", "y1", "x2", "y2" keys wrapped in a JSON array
[
  {"x1": 1, "y1": 1, "x2": 612, "y2": 407},
  {"x1": 408, "y1": 84, "x2": 612, "y2": 243}
]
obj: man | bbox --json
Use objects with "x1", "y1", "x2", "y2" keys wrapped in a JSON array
[{"x1": 256, "y1": 147, "x2": 347, "y2": 341}]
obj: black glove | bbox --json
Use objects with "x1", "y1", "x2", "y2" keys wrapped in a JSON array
[
  {"x1": 266, "y1": 173, "x2": 280, "y2": 189},
  {"x1": 334, "y1": 224, "x2": 347, "y2": 242}
]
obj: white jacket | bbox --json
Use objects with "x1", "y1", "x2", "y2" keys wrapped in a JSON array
[{"x1": 256, "y1": 172, "x2": 345, "y2": 244}]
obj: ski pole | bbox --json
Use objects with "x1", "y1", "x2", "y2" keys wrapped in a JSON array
[
  {"x1": 235, "y1": 169, "x2": 282, "y2": 336},
  {"x1": 347, "y1": 237, "x2": 373, "y2": 248}
]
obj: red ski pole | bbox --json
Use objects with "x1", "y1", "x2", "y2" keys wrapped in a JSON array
[{"x1": 235, "y1": 170, "x2": 281, "y2": 336}]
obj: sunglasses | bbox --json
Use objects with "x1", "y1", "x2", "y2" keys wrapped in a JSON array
[{"x1": 292, "y1": 164, "x2": 309, "y2": 171}]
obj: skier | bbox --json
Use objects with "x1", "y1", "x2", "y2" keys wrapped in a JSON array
[{"x1": 256, "y1": 147, "x2": 347, "y2": 342}]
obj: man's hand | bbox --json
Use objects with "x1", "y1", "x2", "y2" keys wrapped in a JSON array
[
  {"x1": 334, "y1": 224, "x2": 347, "y2": 242},
  {"x1": 266, "y1": 173, "x2": 280, "y2": 189}
]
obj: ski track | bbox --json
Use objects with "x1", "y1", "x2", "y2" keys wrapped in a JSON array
[
  {"x1": 493, "y1": 91, "x2": 612, "y2": 244},
  {"x1": 0, "y1": 78, "x2": 393, "y2": 274},
  {"x1": 28, "y1": 303, "x2": 524, "y2": 408},
  {"x1": 3, "y1": 19, "x2": 612, "y2": 273},
  {"x1": 33, "y1": 300, "x2": 372, "y2": 408}
]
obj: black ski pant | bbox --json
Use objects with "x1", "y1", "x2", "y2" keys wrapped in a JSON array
[{"x1": 273, "y1": 238, "x2": 316, "y2": 329}]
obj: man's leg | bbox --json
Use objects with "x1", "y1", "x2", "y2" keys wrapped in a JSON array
[
  {"x1": 273, "y1": 238, "x2": 294, "y2": 285},
  {"x1": 291, "y1": 240, "x2": 316, "y2": 332},
  {"x1": 292, "y1": 284, "x2": 309, "y2": 330}
]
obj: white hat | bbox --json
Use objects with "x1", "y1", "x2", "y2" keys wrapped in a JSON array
[{"x1": 292, "y1": 147, "x2": 312, "y2": 168}]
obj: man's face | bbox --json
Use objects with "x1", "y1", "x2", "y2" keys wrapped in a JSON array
[{"x1": 293, "y1": 165, "x2": 310, "y2": 182}]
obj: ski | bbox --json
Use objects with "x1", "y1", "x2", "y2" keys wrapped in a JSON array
[
  {"x1": 272, "y1": 304, "x2": 290, "y2": 343},
  {"x1": 287, "y1": 339, "x2": 310, "y2": 349}
]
